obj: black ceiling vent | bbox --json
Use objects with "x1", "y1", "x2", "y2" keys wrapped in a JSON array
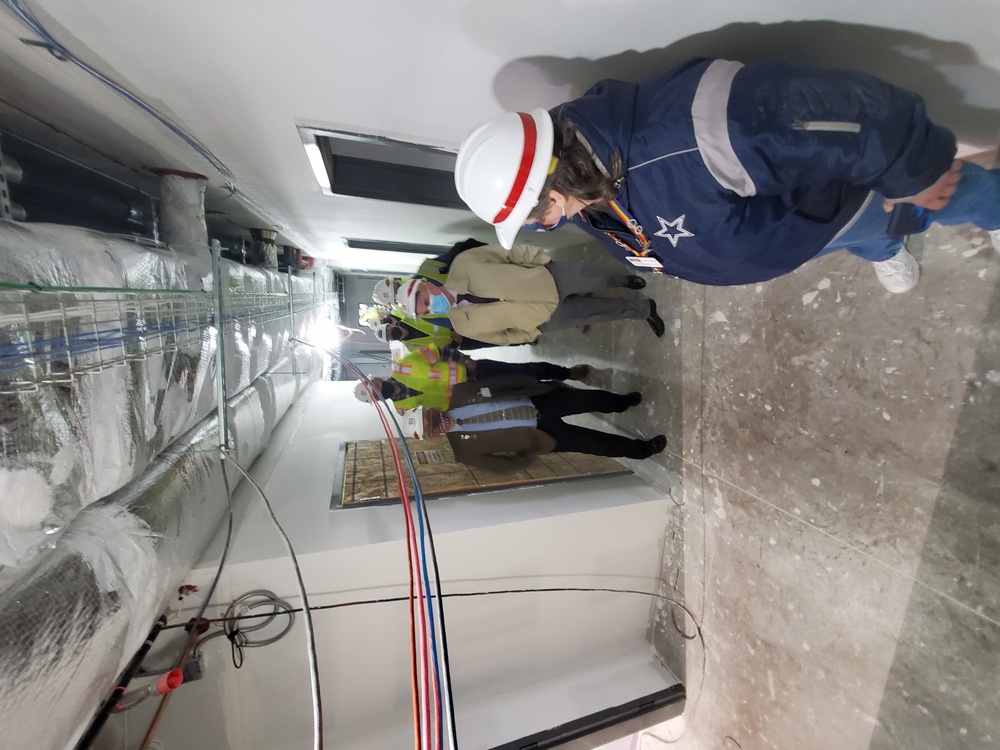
[{"x1": 299, "y1": 126, "x2": 464, "y2": 209}]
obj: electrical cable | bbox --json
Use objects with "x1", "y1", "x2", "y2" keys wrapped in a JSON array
[
  {"x1": 159, "y1": 581, "x2": 708, "y2": 740},
  {"x1": 191, "y1": 589, "x2": 296, "y2": 667},
  {"x1": 304, "y1": 342, "x2": 464, "y2": 749},
  {"x1": 163, "y1": 585, "x2": 702, "y2": 634},
  {"x1": 2, "y1": 0, "x2": 291, "y2": 236},
  {"x1": 423, "y1": 510, "x2": 458, "y2": 750},
  {"x1": 0, "y1": 0, "x2": 230, "y2": 178},
  {"x1": 135, "y1": 454, "x2": 235, "y2": 750},
  {"x1": 156, "y1": 583, "x2": 707, "y2": 744},
  {"x1": 223, "y1": 453, "x2": 324, "y2": 750},
  {"x1": 337, "y1": 357, "x2": 447, "y2": 748},
  {"x1": 358, "y1": 376, "x2": 432, "y2": 749},
  {"x1": 381, "y1": 397, "x2": 440, "y2": 750},
  {"x1": 385, "y1": 395, "x2": 447, "y2": 750},
  {"x1": 191, "y1": 341, "x2": 698, "y2": 749}
]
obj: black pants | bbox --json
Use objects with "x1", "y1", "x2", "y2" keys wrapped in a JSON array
[
  {"x1": 454, "y1": 336, "x2": 495, "y2": 351},
  {"x1": 473, "y1": 359, "x2": 571, "y2": 382},
  {"x1": 530, "y1": 385, "x2": 648, "y2": 458}
]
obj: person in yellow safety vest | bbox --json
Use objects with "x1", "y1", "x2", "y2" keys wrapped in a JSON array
[
  {"x1": 386, "y1": 345, "x2": 463, "y2": 411},
  {"x1": 354, "y1": 345, "x2": 591, "y2": 411},
  {"x1": 416, "y1": 257, "x2": 448, "y2": 285},
  {"x1": 375, "y1": 313, "x2": 456, "y2": 350}
]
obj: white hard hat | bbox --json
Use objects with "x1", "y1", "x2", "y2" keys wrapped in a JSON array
[
  {"x1": 395, "y1": 278, "x2": 422, "y2": 317},
  {"x1": 372, "y1": 278, "x2": 396, "y2": 306},
  {"x1": 373, "y1": 323, "x2": 389, "y2": 343},
  {"x1": 454, "y1": 109, "x2": 554, "y2": 250},
  {"x1": 398, "y1": 407, "x2": 423, "y2": 439},
  {"x1": 354, "y1": 380, "x2": 373, "y2": 403}
]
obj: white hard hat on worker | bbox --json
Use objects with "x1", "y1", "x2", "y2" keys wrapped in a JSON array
[
  {"x1": 372, "y1": 278, "x2": 397, "y2": 307},
  {"x1": 454, "y1": 109, "x2": 558, "y2": 250}
]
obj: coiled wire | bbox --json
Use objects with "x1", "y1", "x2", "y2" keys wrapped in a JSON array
[{"x1": 194, "y1": 589, "x2": 296, "y2": 668}]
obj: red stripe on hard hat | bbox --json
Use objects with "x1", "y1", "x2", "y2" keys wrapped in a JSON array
[{"x1": 492, "y1": 113, "x2": 536, "y2": 224}]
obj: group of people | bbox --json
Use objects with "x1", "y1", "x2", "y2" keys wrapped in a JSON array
[
  {"x1": 356, "y1": 241, "x2": 668, "y2": 469},
  {"x1": 357, "y1": 56, "x2": 1000, "y2": 473}
]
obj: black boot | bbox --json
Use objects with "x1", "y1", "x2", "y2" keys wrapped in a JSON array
[
  {"x1": 640, "y1": 435, "x2": 667, "y2": 457},
  {"x1": 625, "y1": 275, "x2": 647, "y2": 290},
  {"x1": 646, "y1": 300, "x2": 665, "y2": 337}
]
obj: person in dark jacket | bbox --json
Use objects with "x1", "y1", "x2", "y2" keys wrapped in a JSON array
[
  {"x1": 454, "y1": 58, "x2": 1000, "y2": 294},
  {"x1": 420, "y1": 376, "x2": 666, "y2": 472}
]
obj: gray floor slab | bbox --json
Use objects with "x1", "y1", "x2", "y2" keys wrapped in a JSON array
[{"x1": 501, "y1": 220, "x2": 1000, "y2": 749}]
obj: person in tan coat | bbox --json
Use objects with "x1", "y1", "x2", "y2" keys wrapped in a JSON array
[{"x1": 395, "y1": 243, "x2": 664, "y2": 346}]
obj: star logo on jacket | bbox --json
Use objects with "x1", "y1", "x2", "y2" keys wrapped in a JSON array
[{"x1": 654, "y1": 214, "x2": 694, "y2": 247}]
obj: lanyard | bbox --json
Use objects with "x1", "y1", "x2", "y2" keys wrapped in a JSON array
[
  {"x1": 586, "y1": 199, "x2": 663, "y2": 271},
  {"x1": 606, "y1": 199, "x2": 652, "y2": 256}
]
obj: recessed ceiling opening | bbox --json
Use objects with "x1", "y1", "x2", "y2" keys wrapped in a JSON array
[{"x1": 299, "y1": 126, "x2": 464, "y2": 209}]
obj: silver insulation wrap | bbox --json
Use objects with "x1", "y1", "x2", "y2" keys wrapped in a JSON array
[
  {"x1": 0, "y1": 221, "x2": 333, "y2": 749},
  {"x1": 0, "y1": 221, "x2": 330, "y2": 568},
  {"x1": 156, "y1": 172, "x2": 210, "y2": 254}
]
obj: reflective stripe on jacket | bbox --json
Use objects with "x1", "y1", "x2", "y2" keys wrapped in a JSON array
[{"x1": 557, "y1": 58, "x2": 956, "y2": 284}]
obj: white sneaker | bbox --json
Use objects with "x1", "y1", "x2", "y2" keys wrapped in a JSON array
[
  {"x1": 989, "y1": 229, "x2": 1000, "y2": 254},
  {"x1": 873, "y1": 248, "x2": 920, "y2": 293}
]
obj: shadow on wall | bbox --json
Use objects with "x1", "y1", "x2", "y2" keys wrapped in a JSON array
[{"x1": 491, "y1": 21, "x2": 1000, "y2": 146}]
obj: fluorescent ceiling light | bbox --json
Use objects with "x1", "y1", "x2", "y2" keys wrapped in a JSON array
[{"x1": 303, "y1": 142, "x2": 331, "y2": 191}]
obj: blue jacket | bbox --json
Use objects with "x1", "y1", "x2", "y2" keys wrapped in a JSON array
[{"x1": 554, "y1": 59, "x2": 957, "y2": 285}]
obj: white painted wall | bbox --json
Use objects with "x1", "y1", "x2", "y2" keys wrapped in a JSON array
[
  {"x1": 198, "y1": 382, "x2": 669, "y2": 563},
  {"x1": 124, "y1": 383, "x2": 677, "y2": 749}
]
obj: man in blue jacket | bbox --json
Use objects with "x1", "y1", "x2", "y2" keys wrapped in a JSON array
[{"x1": 455, "y1": 58, "x2": 999, "y2": 294}]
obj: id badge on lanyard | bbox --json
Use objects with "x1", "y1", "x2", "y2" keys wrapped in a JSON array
[{"x1": 606, "y1": 200, "x2": 663, "y2": 272}]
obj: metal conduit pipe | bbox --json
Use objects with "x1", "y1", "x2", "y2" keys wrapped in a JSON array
[
  {"x1": 0, "y1": 135, "x2": 155, "y2": 234},
  {"x1": 0, "y1": 344, "x2": 325, "y2": 750},
  {"x1": 72, "y1": 616, "x2": 169, "y2": 750}
]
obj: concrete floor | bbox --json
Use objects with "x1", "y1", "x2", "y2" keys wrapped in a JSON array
[{"x1": 491, "y1": 220, "x2": 1000, "y2": 750}]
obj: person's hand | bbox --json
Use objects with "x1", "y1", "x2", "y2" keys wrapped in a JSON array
[
  {"x1": 883, "y1": 159, "x2": 961, "y2": 212},
  {"x1": 425, "y1": 409, "x2": 456, "y2": 436}
]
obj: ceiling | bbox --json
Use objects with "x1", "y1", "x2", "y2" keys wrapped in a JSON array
[{"x1": 0, "y1": 1, "x2": 997, "y2": 269}]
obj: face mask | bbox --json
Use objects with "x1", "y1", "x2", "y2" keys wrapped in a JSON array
[
  {"x1": 524, "y1": 205, "x2": 568, "y2": 233},
  {"x1": 524, "y1": 208, "x2": 569, "y2": 232},
  {"x1": 428, "y1": 292, "x2": 452, "y2": 314}
]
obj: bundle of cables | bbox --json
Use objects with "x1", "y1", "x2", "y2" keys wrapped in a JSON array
[{"x1": 340, "y1": 355, "x2": 458, "y2": 750}]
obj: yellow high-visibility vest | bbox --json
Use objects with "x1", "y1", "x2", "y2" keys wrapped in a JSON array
[{"x1": 390, "y1": 345, "x2": 467, "y2": 410}]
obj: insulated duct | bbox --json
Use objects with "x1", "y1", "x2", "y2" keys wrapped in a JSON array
[
  {"x1": 0, "y1": 221, "x2": 332, "y2": 569},
  {"x1": 0, "y1": 219, "x2": 334, "y2": 749},
  {"x1": 0, "y1": 345, "x2": 323, "y2": 750},
  {"x1": 155, "y1": 170, "x2": 209, "y2": 255}
]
